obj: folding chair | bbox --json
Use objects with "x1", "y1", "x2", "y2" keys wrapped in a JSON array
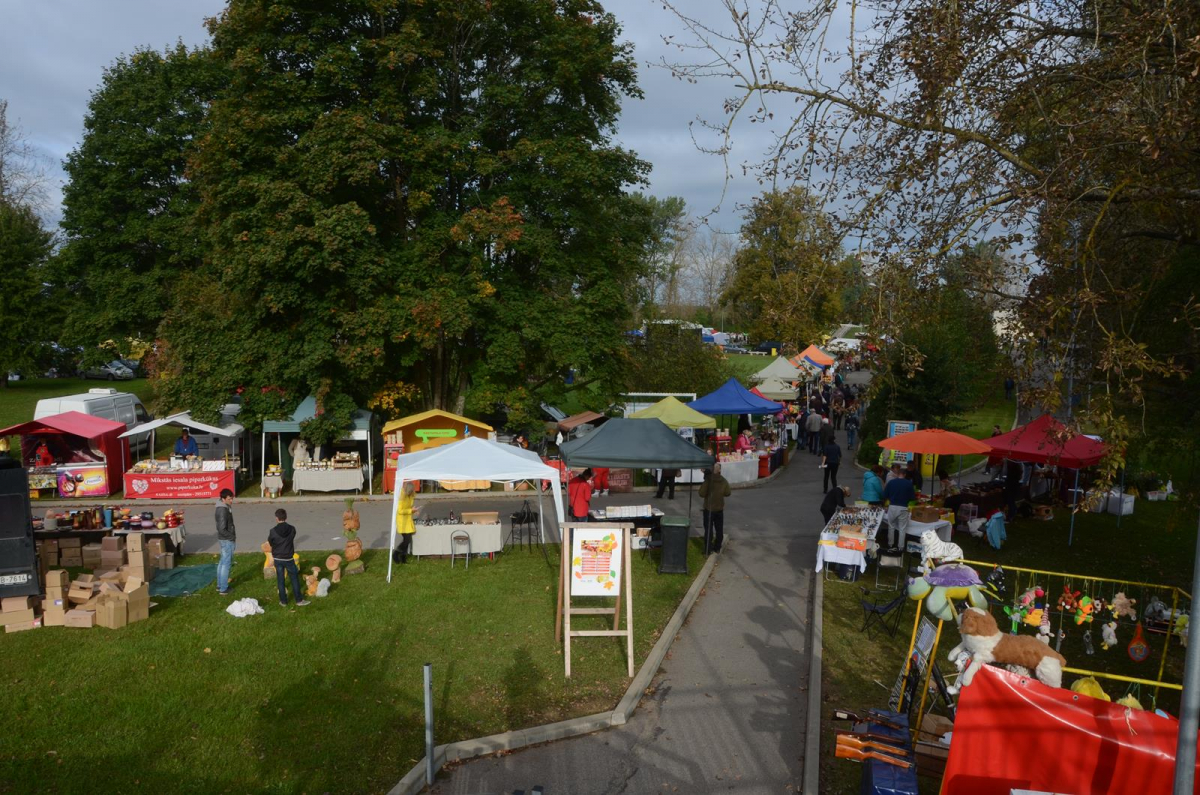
[
  {"x1": 859, "y1": 587, "x2": 907, "y2": 640},
  {"x1": 875, "y1": 550, "x2": 905, "y2": 590}
]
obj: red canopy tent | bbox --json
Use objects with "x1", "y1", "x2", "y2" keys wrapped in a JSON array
[
  {"x1": 987, "y1": 413, "x2": 1106, "y2": 468},
  {"x1": 0, "y1": 411, "x2": 128, "y2": 497}
]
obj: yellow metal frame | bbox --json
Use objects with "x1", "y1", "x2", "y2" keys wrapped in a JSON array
[{"x1": 902, "y1": 557, "x2": 1190, "y2": 739}]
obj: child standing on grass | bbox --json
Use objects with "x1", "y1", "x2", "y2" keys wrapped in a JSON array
[{"x1": 268, "y1": 508, "x2": 309, "y2": 607}]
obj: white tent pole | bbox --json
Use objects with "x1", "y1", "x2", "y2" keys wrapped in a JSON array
[
  {"x1": 538, "y1": 487, "x2": 546, "y2": 545},
  {"x1": 261, "y1": 432, "x2": 266, "y2": 495},
  {"x1": 387, "y1": 475, "x2": 402, "y2": 583},
  {"x1": 368, "y1": 432, "x2": 373, "y2": 496}
]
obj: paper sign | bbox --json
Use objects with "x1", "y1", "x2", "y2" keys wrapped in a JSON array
[
  {"x1": 884, "y1": 419, "x2": 920, "y2": 465},
  {"x1": 570, "y1": 528, "x2": 623, "y2": 597}
]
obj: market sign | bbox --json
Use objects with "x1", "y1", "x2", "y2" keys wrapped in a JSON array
[
  {"x1": 123, "y1": 471, "x2": 236, "y2": 500},
  {"x1": 883, "y1": 419, "x2": 920, "y2": 465},
  {"x1": 570, "y1": 528, "x2": 623, "y2": 597}
]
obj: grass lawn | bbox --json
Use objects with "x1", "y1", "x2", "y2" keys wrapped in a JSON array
[
  {"x1": 819, "y1": 500, "x2": 1194, "y2": 793},
  {"x1": 725, "y1": 353, "x2": 770, "y2": 381},
  {"x1": 0, "y1": 541, "x2": 705, "y2": 792},
  {"x1": 948, "y1": 384, "x2": 1018, "y2": 470}
]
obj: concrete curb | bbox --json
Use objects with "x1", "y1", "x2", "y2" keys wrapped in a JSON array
[
  {"x1": 802, "y1": 569, "x2": 824, "y2": 795},
  {"x1": 387, "y1": 547, "x2": 721, "y2": 794}
]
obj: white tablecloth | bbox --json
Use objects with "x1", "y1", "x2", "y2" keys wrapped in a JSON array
[
  {"x1": 906, "y1": 518, "x2": 952, "y2": 544},
  {"x1": 114, "y1": 524, "x2": 187, "y2": 553},
  {"x1": 412, "y1": 522, "x2": 503, "y2": 557},
  {"x1": 292, "y1": 468, "x2": 364, "y2": 493},
  {"x1": 261, "y1": 474, "x2": 285, "y2": 496},
  {"x1": 719, "y1": 458, "x2": 760, "y2": 484},
  {"x1": 815, "y1": 531, "x2": 867, "y2": 572}
]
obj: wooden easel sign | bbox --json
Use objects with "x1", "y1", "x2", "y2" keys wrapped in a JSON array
[{"x1": 556, "y1": 522, "x2": 635, "y2": 678}]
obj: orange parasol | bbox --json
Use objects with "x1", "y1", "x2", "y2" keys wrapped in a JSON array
[{"x1": 877, "y1": 428, "x2": 992, "y2": 456}]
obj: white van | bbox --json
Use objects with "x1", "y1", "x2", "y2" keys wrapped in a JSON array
[{"x1": 34, "y1": 389, "x2": 155, "y2": 457}]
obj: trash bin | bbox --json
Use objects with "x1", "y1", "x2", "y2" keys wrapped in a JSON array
[{"x1": 658, "y1": 515, "x2": 689, "y2": 574}]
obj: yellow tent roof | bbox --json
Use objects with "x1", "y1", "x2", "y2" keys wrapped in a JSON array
[
  {"x1": 627, "y1": 396, "x2": 717, "y2": 429},
  {"x1": 382, "y1": 409, "x2": 493, "y2": 436}
]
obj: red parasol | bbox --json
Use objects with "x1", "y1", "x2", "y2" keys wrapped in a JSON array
[{"x1": 877, "y1": 428, "x2": 993, "y2": 456}]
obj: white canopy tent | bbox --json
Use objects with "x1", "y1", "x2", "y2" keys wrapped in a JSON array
[
  {"x1": 118, "y1": 411, "x2": 246, "y2": 458},
  {"x1": 753, "y1": 355, "x2": 803, "y2": 382},
  {"x1": 755, "y1": 376, "x2": 800, "y2": 401},
  {"x1": 386, "y1": 437, "x2": 567, "y2": 583},
  {"x1": 826, "y1": 337, "x2": 861, "y2": 352}
]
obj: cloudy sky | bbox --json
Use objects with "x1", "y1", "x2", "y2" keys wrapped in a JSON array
[{"x1": 0, "y1": 0, "x2": 782, "y2": 233}]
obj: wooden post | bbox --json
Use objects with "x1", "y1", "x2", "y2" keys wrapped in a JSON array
[
  {"x1": 624, "y1": 525, "x2": 634, "y2": 677},
  {"x1": 555, "y1": 528, "x2": 568, "y2": 643},
  {"x1": 561, "y1": 523, "x2": 635, "y2": 678}
]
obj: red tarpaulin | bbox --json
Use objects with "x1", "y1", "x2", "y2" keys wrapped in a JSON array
[
  {"x1": 943, "y1": 665, "x2": 1196, "y2": 795},
  {"x1": 986, "y1": 414, "x2": 1107, "y2": 469},
  {"x1": 0, "y1": 411, "x2": 128, "y2": 496}
]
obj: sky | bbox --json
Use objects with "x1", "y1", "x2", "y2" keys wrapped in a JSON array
[{"x1": 0, "y1": 0, "x2": 780, "y2": 234}]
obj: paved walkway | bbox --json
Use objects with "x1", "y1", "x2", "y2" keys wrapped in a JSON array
[{"x1": 429, "y1": 446, "x2": 830, "y2": 794}]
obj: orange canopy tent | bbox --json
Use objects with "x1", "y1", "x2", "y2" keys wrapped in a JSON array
[
  {"x1": 878, "y1": 428, "x2": 992, "y2": 456},
  {"x1": 792, "y1": 344, "x2": 835, "y2": 371}
]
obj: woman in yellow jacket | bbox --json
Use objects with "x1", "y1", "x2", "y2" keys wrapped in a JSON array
[{"x1": 393, "y1": 481, "x2": 422, "y2": 564}]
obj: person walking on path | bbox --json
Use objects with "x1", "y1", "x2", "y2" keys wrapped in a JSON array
[
  {"x1": 820, "y1": 485, "x2": 850, "y2": 524},
  {"x1": 820, "y1": 438, "x2": 842, "y2": 493},
  {"x1": 805, "y1": 410, "x2": 822, "y2": 454},
  {"x1": 698, "y1": 463, "x2": 732, "y2": 552},
  {"x1": 214, "y1": 488, "x2": 236, "y2": 595},
  {"x1": 393, "y1": 480, "x2": 421, "y2": 563},
  {"x1": 819, "y1": 416, "x2": 835, "y2": 448},
  {"x1": 882, "y1": 471, "x2": 916, "y2": 553},
  {"x1": 268, "y1": 508, "x2": 309, "y2": 607},
  {"x1": 568, "y1": 468, "x2": 594, "y2": 520},
  {"x1": 655, "y1": 467, "x2": 679, "y2": 500},
  {"x1": 844, "y1": 412, "x2": 860, "y2": 449},
  {"x1": 862, "y1": 464, "x2": 885, "y2": 506}
]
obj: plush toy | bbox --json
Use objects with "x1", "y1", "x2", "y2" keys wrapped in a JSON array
[
  {"x1": 1093, "y1": 597, "x2": 1109, "y2": 620},
  {"x1": 1083, "y1": 629, "x2": 1095, "y2": 655},
  {"x1": 1058, "y1": 585, "x2": 1081, "y2": 613},
  {"x1": 1145, "y1": 596, "x2": 1170, "y2": 622},
  {"x1": 304, "y1": 567, "x2": 321, "y2": 596},
  {"x1": 1038, "y1": 608, "x2": 1052, "y2": 645},
  {"x1": 1178, "y1": 614, "x2": 1190, "y2": 648},
  {"x1": 1024, "y1": 608, "x2": 1045, "y2": 628},
  {"x1": 948, "y1": 608, "x2": 1066, "y2": 689},
  {"x1": 1112, "y1": 592, "x2": 1137, "y2": 620},
  {"x1": 1071, "y1": 677, "x2": 1111, "y2": 701},
  {"x1": 1101, "y1": 620, "x2": 1119, "y2": 650},
  {"x1": 985, "y1": 566, "x2": 1007, "y2": 599},
  {"x1": 315, "y1": 578, "x2": 331, "y2": 597},
  {"x1": 1117, "y1": 694, "x2": 1144, "y2": 710},
  {"x1": 1075, "y1": 596, "x2": 1095, "y2": 625}
]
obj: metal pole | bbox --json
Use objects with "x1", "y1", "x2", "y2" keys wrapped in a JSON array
[
  {"x1": 1172, "y1": 511, "x2": 1200, "y2": 795},
  {"x1": 424, "y1": 662, "x2": 435, "y2": 787},
  {"x1": 1068, "y1": 469, "x2": 1080, "y2": 546},
  {"x1": 1117, "y1": 469, "x2": 1125, "y2": 530}
]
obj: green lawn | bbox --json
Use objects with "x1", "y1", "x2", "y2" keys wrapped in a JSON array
[
  {"x1": 949, "y1": 385, "x2": 1018, "y2": 470},
  {"x1": 0, "y1": 541, "x2": 704, "y2": 792},
  {"x1": 725, "y1": 353, "x2": 771, "y2": 381},
  {"x1": 819, "y1": 500, "x2": 1193, "y2": 793}
]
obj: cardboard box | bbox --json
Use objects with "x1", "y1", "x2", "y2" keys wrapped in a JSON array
[
  {"x1": 124, "y1": 579, "x2": 150, "y2": 624},
  {"x1": 42, "y1": 607, "x2": 66, "y2": 627},
  {"x1": 126, "y1": 533, "x2": 145, "y2": 552},
  {"x1": 127, "y1": 548, "x2": 150, "y2": 569},
  {"x1": 147, "y1": 539, "x2": 166, "y2": 557},
  {"x1": 100, "y1": 551, "x2": 127, "y2": 567},
  {"x1": 59, "y1": 553, "x2": 83, "y2": 565},
  {"x1": 47, "y1": 570, "x2": 70, "y2": 588},
  {"x1": 128, "y1": 564, "x2": 156, "y2": 583},
  {"x1": 58, "y1": 536, "x2": 82, "y2": 549},
  {"x1": 101, "y1": 536, "x2": 126, "y2": 552},
  {"x1": 64, "y1": 609, "x2": 96, "y2": 629},
  {"x1": 2, "y1": 596, "x2": 34, "y2": 612},
  {"x1": 0, "y1": 608, "x2": 36, "y2": 626},
  {"x1": 910, "y1": 506, "x2": 941, "y2": 523},
  {"x1": 41, "y1": 552, "x2": 59, "y2": 567},
  {"x1": 98, "y1": 570, "x2": 122, "y2": 584},
  {"x1": 155, "y1": 553, "x2": 175, "y2": 570},
  {"x1": 5, "y1": 618, "x2": 42, "y2": 633},
  {"x1": 43, "y1": 596, "x2": 68, "y2": 610},
  {"x1": 96, "y1": 598, "x2": 127, "y2": 630},
  {"x1": 42, "y1": 539, "x2": 60, "y2": 552},
  {"x1": 461, "y1": 511, "x2": 500, "y2": 525}
]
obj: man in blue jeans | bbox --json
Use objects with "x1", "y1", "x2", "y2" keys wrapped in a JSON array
[
  {"x1": 268, "y1": 508, "x2": 309, "y2": 607},
  {"x1": 215, "y1": 488, "x2": 236, "y2": 595}
]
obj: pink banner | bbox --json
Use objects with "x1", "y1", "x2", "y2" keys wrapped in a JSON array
[{"x1": 124, "y1": 470, "x2": 235, "y2": 500}]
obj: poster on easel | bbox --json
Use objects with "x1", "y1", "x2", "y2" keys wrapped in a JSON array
[{"x1": 571, "y1": 529, "x2": 623, "y2": 596}]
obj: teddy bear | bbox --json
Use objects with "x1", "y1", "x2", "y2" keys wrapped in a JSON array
[
  {"x1": 1057, "y1": 585, "x2": 1081, "y2": 613},
  {"x1": 1112, "y1": 592, "x2": 1137, "y2": 620},
  {"x1": 1101, "y1": 620, "x2": 1118, "y2": 650}
]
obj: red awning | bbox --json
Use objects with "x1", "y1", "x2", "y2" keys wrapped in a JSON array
[
  {"x1": 0, "y1": 411, "x2": 125, "y2": 438},
  {"x1": 987, "y1": 414, "x2": 1106, "y2": 469}
]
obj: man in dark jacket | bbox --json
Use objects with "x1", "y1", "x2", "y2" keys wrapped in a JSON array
[
  {"x1": 698, "y1": 464, "x2": 732, "y2": 553},
  {"x1": 268, "y1": 508, "x2": 308, "y2": 607},
  {"x1": 821, "y1": 439, "x2": 842, "y2": 493},
  {"x1": 214, "y1": 489, "x2": 236, "y2": 595},
  {"x1": 820, "y1": 486, "x2": 850, "y2": 525}
]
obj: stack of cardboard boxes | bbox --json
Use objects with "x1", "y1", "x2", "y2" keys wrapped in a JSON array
[
  {"x1": 58, "y1": 537, "x2": 83, "y2": 568},
  {"x1": 125, "y1": 534, "x2": 156, "y2": 583},
  {"x1": 39, "y1": 538, "x2": 59, "y2": 567},
  {"x1": 146, "y1": 537, "x2": 175, "y2": 570},
  {"x1": 43, "y1": 570, "x2": 70, "y2": 627},
  {"x1": 1, "y1": 594, "x2": 42, "y2": 633}
]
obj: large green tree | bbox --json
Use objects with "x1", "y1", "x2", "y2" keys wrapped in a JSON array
[
  {"x1": 0, "y1": 202, "x2": 53, "y2": 383},
  {"x1": 56, "y1": 45, "x2": 223, "y2": 364},
  {"x1": 148, "y1": 0, "x2": 650, "y2": 440},
  {"x1": 723, "y1": 187, "x2": 843, "y2": 347}
]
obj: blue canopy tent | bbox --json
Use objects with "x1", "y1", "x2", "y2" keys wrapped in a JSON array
[
  {"x1": 687, "y1": 378, "x2": 785, "y2": 416},
  {"x1": 261, "y1": 396, "x2": 379, "y2": 494}
]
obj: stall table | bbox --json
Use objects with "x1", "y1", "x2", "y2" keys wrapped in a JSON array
[
  {"x1": 906, "y1": 518, "x2": 952, "y2": 547},
  {"x1": 292, "y1": 468, "x2": 364, "y2": 494},
  {"x1": 719, "y1": 458, "x2": 760, "y2": 484},
  {"x1": 114, "y1": 525, "x2": 187, "y2": 555},
  {"x1": 261, "y1": 474, "x2": 285, "y2": 497},
  {"x1": 815, "y1": 531, "x2": 867, "y2": 574},
  {"x1": 412, "y1": 522, "x2": 502, "y2": 557},
  {"x1": 124, "y1": 470, "x2": 236, "y2": 499}
]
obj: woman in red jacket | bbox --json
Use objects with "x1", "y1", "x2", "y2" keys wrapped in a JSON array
[{"x1": 568, "y1": 469, "x2": 594, "y2": 521}]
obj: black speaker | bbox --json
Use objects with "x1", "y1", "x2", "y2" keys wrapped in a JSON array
[{"x1": 0, "y1": 456, "x2": 39, "y2": 598}]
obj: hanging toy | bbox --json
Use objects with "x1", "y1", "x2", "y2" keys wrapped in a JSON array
[
  {"x1": 1177, "y1": 614, "x2": 1190, "y2": 648},
  {"x1": 985, "y1": 566, "x2": 1007, "y2": 599},
  {"x1": 1083, "y1": 629, "x2": 1095, "y2": 655},
  {"x1": 1101, "y1": 620, "x2": 1118, "y2": 650},
  {"x1": 1112, "y1": 592, "x2": 1138, "y2": 620},
  {"x1": 1093, "y1": 597, "x2": 1110, "y2": 621},
  {"x1": 1128, "y1": 622, "x2": 1151, "y2": 662},
  {"x1": 1074, "y1": 596, "x2": 1095, "y2": 625},
  {"x1": 1038, "y1": 607, "x2": 1052, "y2": 645},
  {"x1": 1055, "y1": 629, "x2": 1066, "y2": 653},
  {"x1": 1057, "y1": 585, "x2": 1081, "y2": 613}
]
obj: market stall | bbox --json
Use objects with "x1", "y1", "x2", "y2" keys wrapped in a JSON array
[
  {"x1": 381, "y1": 409, "x2": 494, "y2": 493},
  {"x1": 752, "y1": 355, "x2": 803, "y2": 383},
  {"x1": 686, "y1": 378, "x2": 786, "y2": 483},
  {"x1": 261, "y1": 396, "x2": 379, "y2": 495},
  {"x1": 791, "y1": 344, "x2": 835, "y2": 372},
  {"x1": 120, "y1": 412, "x2": 244, "y2": 500},
  {"x1": 0, "y1": 412, "x2": 128, "y2": 498},
  {"x1": 386, "y1": 437, "x2": 565, "y2": 582}
]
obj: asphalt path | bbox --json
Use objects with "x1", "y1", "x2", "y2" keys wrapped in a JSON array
[{"x1": 429, "y1": 442, "x2": 829, "y2": 795}]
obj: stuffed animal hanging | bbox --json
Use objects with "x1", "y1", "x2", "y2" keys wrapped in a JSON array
[
  {"x1": 1083, "y1": 629, "x2": 1095, "y2": 655},
  {"x1": 1075, "y1": 596, "x2": 1095, "y2": 625},
  {"x1": 1128, "y1": 622, "x2": 1151, "y2": 662},
  {"x1": 948, "y1": 608, "x2": 1066, "y2": 689},
  {"x1": 1058, "y1": 585, "x2": 1081, "y2": 613},
  {"x1": 1101, "y1": 620, "x2": 1119, "y2": 650},
  {"x1": 1112, "y1": 592, "x2": 1138, "y2": 620},
  {"x1": 1178, "y1": 614, "x2": 1190, "y2": 648},
  {"x1": 985, "y1": 566, "x2": 1007, "y2": 599},
  {"x1": 1038, "y1": 608, "x2": 1052, "y2": 645}
]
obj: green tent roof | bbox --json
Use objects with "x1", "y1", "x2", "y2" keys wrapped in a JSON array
[{"x1": 559, "y1": 418, "x2": 715, "y2": 469}]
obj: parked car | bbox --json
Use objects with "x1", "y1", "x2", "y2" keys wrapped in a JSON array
[
  {"x1": 116, "y1": 358, "x2": 141, "y2": 375},
  {"x1": 35, "y1": 388, "x2": 155, "y2": 457},
  {"x1": 81, "y1": 361, "x2": 134, "y2": 381},
  {"x1": 722, "y1": 345, "x2": 748, "y2": 354},
  {"x1": 753, "y1": 340, "x2": 783, "y2": 354}
]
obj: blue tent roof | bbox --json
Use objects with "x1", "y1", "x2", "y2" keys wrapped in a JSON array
[
  {"x1": 687, "y1": 378, "x2": 785, "y2": 415},
  {"x1": 262, "y1": 396, "x2": 375, "y2": 437}
]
